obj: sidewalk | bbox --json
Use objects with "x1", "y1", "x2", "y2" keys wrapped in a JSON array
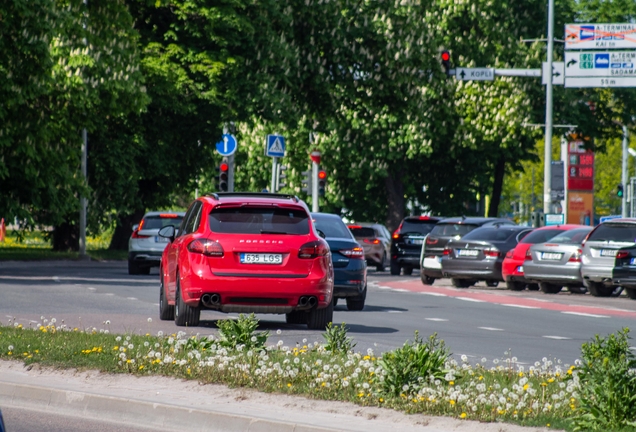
[{"x1": 0, "y1": 361, "x2": 557, "y2": 432}]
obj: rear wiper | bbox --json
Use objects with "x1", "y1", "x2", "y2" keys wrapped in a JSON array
[{"x1": 260, "y1": 230, "x2": 290, "y2": 235}]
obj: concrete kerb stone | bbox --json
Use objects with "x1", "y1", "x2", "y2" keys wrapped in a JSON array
[{"x1": 0, "y1": 382, "x2": 334, "y2": 432}]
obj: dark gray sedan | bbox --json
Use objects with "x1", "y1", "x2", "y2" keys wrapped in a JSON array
[
  {"x1": 523, "y1": 227, "x2": 593, "y2": 294},
  {"x1": 441, "y1": 226, "x2": 533, "y2": 288}
]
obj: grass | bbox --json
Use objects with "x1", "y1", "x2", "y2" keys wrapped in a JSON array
[
  {"x1": 0, "y1": 317, "x2": 589, "y2": 431},
  {"x1": 0, "y1": 229, "x2": 127, "y2": 261}
]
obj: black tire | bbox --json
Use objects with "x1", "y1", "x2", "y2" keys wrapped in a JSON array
[
  {"x1": 485, "y1": 280, "x2": 499, "y2": 288},
  {"x1": 334, "y1": 297, "x2": 339, "y2": 306},
  {"x1": 420, "y1": 273, "x2": 435, "y2": 285},
  {"x1": 527, "y1": 283, "x2": 540, "y2": 291},
  {"x1": 307, "y1": 297, "x2": 334, "y2": 330},
  {"x1": 625, "y1": 287, "x2": 636, "y2": 300},
  {"x1": 540, "y1": 282, "x2": 562, "y2": 294},
  {"x1": 403, "y1": 266, "x2": 413, "y2": 276},
  {"x1": 567, "y1": 285, "x2": 587, "y2": 295},
  {"x1": 390, "y1": 261, "x2": 400, "y2": 275},
  {"x1": 139, "y1": 266, "x2": 151, "y2": 275},
  {"x1": 586, "y1": 280, "x2": 613, "y2": 297},
  {"x1": 346, "y1": 286, "x2": 367, "y2": 311},
  {"x1": 174, "y1": 278, "x2": 200, "y2": 327},
  {"x1": 128, "y1": 259, "x2": 141, "y2": 275},
  {"x1": 376, "y1": 253, "x2": 387, "y2": 272},
  {"x1": 286, "y1": 310, "x2": 307, "y2": 324},
  {"x1": 451, "y1": 278, "x2": 471, "y2": 288},
  {"x1": 159, "y1": 273, "x2": 174, "y2": 321},
  {"x1": 506, "y1": 281, "x2": 526, "y2": 291}
]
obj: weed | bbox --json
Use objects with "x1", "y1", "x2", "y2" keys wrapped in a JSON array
[
  {"x1": 216, "y1": 314, "x2": 269, "y2": 350},
  {"x1": 323, "y1": 322, "x2": 356, "y2": 354}
]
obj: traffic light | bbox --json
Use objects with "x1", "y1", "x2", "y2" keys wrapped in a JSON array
[
  {"x1": 219, "y1": 158, "x2": 229, "y2": 191},
  {"x1": 277, "y1": 165, "x2": 288, "y2": 192},
  {"x1": 317, "y1": 170, "x2": 327, "y2": 196},
  {"x1": 441, "y1": 50, "x2": 451, "y2": 75},
  {"x1": 301, "y1": 170, "x2": 312, "y2": 196},
  {"x1": 617, "y1": 183, "x2": 624, "y2": 198}
]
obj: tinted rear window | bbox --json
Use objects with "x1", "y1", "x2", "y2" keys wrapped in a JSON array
[
  {"x1": 313, "y1": 216, "x2": 352, "y2": 239},
  {"x1": 549, "y1": 228, "x2": 593, "y2": 244},
  {"x1": 349, "y1": 227, "x2": 376, "y2": 237},
  {"x1": 430, "y1": 223, "x2": 478, "y2": 237},
  {"x1": 461, "y1": 228, "x2": 519, "y2": 242},
  {"x1": 400, "y1": 220, "x2": 437, "y2": 235},
  {"x1": 142, "y1": 216, "x2": 184, "y2": 230},
  {"x1": 519, "y1": 229, "x2": 563, "y2": 244},
  {"x1": 588, "y1": 224, "x2": 636, "y2": 242},
  {"x1": 209, "y1": 207, "x2": 309, "y2": 234}
]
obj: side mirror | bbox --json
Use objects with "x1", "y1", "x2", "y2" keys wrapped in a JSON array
[
  {"x1": 158, "y1": 225, "x2": 176, "y2": 242},
  {"x1": 317, "y1": 229, "x2": 326, "y2": 239},
  {"x1": 132, "y1": 224, "x2": 139, "y2": 232}
]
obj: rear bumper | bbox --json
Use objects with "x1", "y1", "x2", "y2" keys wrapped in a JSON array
[
  {"x1": 581, "y1": 264, "x2": 613, "y2": 283},
  {"x1": 128, "y1": 251, "x2": 162, "y2": 267},
  {"x1": 442, "y1": 259, "x2": 503, "y2": 281},
  {"x1": 334, "y1": 260, "x2": 367, "y2": 298},
  {"x1": 524, "y1": 263, "x2": 582, "y2": 284},
  {"x1": 422, "y1": 255, "x2": 443, "y2": 278},
  {"x1": 613, "y1": 267, "x2": 636, "y2": 286},
  {"x1": 392, "y1": 254, "x2": 421, "y2": 268}
]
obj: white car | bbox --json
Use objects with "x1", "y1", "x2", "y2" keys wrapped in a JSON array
[{"x1": 128, "y1": 211, "x2": 185, "y2": 275}]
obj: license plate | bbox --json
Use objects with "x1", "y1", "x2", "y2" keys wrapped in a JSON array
[
  {"x1": 631, "y1": 258, "x2": 636, "y2": 265},
  {"x1": 155, "y1": 236, "x2": 168, "y2": 243},
  {"x1": 600, "y1": 249, "x2": 618, "y2": 257},
  {"x1": 407, "y1": 238, "x2": 423, "y2": 245},
  {"x1": 240, "y1": 253, "x2": 283, "y2": 264},
  {"x1": 458, "y1": 249, "x2": 479, "y2": 257},
  {"x1": 517, "y1": 266, "x2": 523, "y2": 273},
  {"x1": 541, "y1": 252, "x2": 562, "y2": 261}
]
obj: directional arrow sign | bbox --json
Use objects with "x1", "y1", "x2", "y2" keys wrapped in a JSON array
[
  {"x1": 542, "y1": 62, "x2": 565, "y2": 85},
  {"x1": 565, "y1": 23, "x2": 636, "y2": 50},
  {"x1": 215, "y1": 134, "x2": 237, "y2": 156},
  {"x1": 565, "y1": 51, "x2": 636, "y2": 88},
  {"x1": 455, "y1": 68, "x2": 495, "y2": 81}
]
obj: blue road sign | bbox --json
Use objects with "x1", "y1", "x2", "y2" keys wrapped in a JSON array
[
  {"x1": 266, "y1": 134, "x2": 286, "y2": 158},
  {"x1": 600, "y1": 215, "x2": 622, "y2": 223},
  {"x1": 215, "y1": 134, "x2": 237, "y2": 156}
]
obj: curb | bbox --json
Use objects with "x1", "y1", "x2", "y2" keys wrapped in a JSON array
[{"x1": 0, "y1": 382, "x2": 334, "y2": 432}]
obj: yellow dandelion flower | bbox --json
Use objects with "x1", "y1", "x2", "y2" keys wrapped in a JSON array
[
  {"x1": 358, "y1": 392, "x2": 364, "y2": 398},
  {"x1": 460, "y1": 413, "x2": 467, "y2": 419},
  {"x1": 548, "y1": 378, "x2": 555, "y2": 383},
  {"x1": 523, "y1": 384, "x2": 529, "y2": 391},
  {"x1": 567, "y1": 369, "x2": 573, "y2": 375},
  {"x1": 17, "y1": 324, "x2": 22, "y2": 329},
  {"x1": 449, "y1": 381, "x2": 454, "y2": 385},
  {"x1": 126, "y1": 359, "x2": 131, "y2": 364},
  {"x1": 113, "y1": 346, "x2": 119, "y2": 350},
  {"x1": 363, "y1": 355, "x2": 370, "y2": 360},
  {"x1": 478, "y1": 376, "x2": 483, "y2": 380},
  {"x1": 321, "y1": 382, "x2": 326, "y2": 387},
  {"x1": 7, "y1": 352, "x2": 12, "y2": 356},
  {"x1": 518, "y1": 372, "x2": 524, "y2": 377},
  {"x1": 187, "y1": 368, "x2": 191, "y2": 375},
  {"x1": 379, "y1": 398, "x2": 384, "y2": 403},
  {"x1": 449, "y1": 400, "x2": 456, "y2": 405},
  {"x1": 287, "y1": 383, "x2": 292, "y2": 387},
  {"x1": 570, "y1": 398, "x2": 576, "y2": 403}
]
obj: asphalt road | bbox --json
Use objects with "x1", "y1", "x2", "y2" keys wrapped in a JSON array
[{"x1": 1, "y1": 260, "x2": 636, "y2": 366}]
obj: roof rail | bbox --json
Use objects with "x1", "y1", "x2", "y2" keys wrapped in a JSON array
[{"x1": 209, "y1": 192, "x2": 300, "y2": 203}]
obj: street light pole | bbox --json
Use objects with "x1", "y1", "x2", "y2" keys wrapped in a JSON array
[
  {"x1": 79, "y1": 0, "x2": 88, "y2": 258},
  {"x1": 543, "y1": 0, "x2": 555, "y2": 214},
  {"x1": 623, "y1": 125, "x2": 629, "y2": 217}
]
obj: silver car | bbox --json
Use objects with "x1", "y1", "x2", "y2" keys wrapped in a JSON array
[
  {"x1": 128, "y1": 211, "x2": 185, "y2": 275},
  {"x1": 523, "y1": 227, "x2": 593, "y2": 294},
  {"x1": 581, "y1": 219, "x2": 636, "y2": 297}
]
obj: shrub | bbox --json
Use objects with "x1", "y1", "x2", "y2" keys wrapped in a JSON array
[
  {"x1": 378, "y1": 331, "x2": 450, "y2": 396},
  {"x1": 216, "y1": 314, "x2": 268, "y2": 350},
  {"x1": 573, "y1": 328, "x2": 636, "y2": 431},
  {"x1": 323, "y1": 322, "x2": 356, "y2": 354}
]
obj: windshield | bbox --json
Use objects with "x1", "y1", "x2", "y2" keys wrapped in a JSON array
[
  {"x1": 461, "y1": 228, "x2": 519, "y2": 242},
  {"x1": 430, "y1": 223, "x2": 478, "y2": 237},
  {"x1": 549, "y1": 228, "x2": 593, "y2": 244},
  {"x1": 313, "y1": 215, "x2": 352, "y2": 239},
  {"x1": 519, "y1": 229, "x2": 564, "y2": 244},
  {"x1": 209, "y1": 207, "x2": 310, "y2": 234},
  {"x1": 400, "y1": 220, "x2": 437, "y2": 235},
  {"x1": 587, "y1": 224, "x2": 636, "y2": 242},
  {"x1": 349, "y1": 227, "x2": 375, "y2": 238},
  {"x1": 142, "y1": 215, "x2": 184, "y2": 230}
]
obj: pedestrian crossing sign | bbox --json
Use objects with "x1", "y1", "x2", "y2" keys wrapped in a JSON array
[{"x1": 266, "y1": 134, "x2": 286, "y2": 157}]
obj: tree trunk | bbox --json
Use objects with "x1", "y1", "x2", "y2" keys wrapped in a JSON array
[
  {"x1": 488, "y1": 156, "x2": 506, "y2": 217},
  {"x1": 52, "y1": 222, "x2": 79, "y2": 252},
  {"x1": 109, "y1": 209, "x2": 145, "y2": 250},
  {"x1": 385, "y1": 173, "x2": 405, "y2": 232}
]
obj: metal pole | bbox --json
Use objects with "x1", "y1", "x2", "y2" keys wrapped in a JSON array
[
  {"x1": 561, "y1": 136, "x2": 568, "y2": 222},
  {"x1": 311, "y1": 161, "x2": 319, "y2": 212},
  {"x1": 228, "y1": 154, "x2": 235, "y2": 192},
  {"x1": 79, "y1": 128, "x2": 87, "y2": 257},
  {"x1": 270, "y1": 157, "x2": 278, "y2": 193},
  {"x1": 622, "y1": 125, "x2": 628, "y2": 217},
  {"x1": 543, "y1": 0, "x2": 555, "y2": 214}
]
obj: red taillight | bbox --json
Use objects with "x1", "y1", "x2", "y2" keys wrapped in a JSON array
[
  {"x1": 616, "y1": 251, "x2": 629, "y2": 260},
  {"x1": 392, "y1": 231, "x2": 399, "y2": 239},
  {"x1": 298, "y1": 241, "x2": 329, "y2": 259},
  {"x1": 484, "y1": 249, "x2": 500, "y2": 258},
  {"x1": 426, "y1": 237, "x2": 438, "y2": 245},
  {"x1": 340, "y1": 246, "x2": 365, "y2": 259},
  {"x1": 525, "y1": 249, "x2": 532, "y2": 261},
  {"x1": 348, "y1": 225, "x2": 362, "y2": 229},
  {"x1": 131, "y1": 230, "x2": 150, "y2": 239},
  {"x1": 505, "y1": 250, "x2": 514, "y2": 259},
  {"x1": 419, "y1": 216, "x2": 430, "y2": 220},
  {"x1": 160, "y1": 213, "x2": 179, "y2": 218},
  {"x1": 187, "y1": 239, "x2": 224, "y2": 257},
  {"x1": 443, "y1": 248, "x2": 451, "y2": 256},
  {"x1": 363, "y1": 238, "x2": 380, "y2": 244},
  {"x1": 137, "y1": 219, "x2": 145, "y2": 230},
  {"x1": 569, "y1": 248, "x2": 583, "y2": 262}
]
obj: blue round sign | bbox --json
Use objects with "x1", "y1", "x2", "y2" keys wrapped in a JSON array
[{"x1": 216, "y1": 134, "x2": 237, "y2": 156}]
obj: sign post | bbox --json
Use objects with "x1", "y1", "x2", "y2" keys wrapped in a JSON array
[
  {"x1": 310, "y1": 150, "x2": 321, "y2": 212},
  {"x1": 216, "y1": 130, "x2": 237, "y2": 192},
  {"x1": 266, "y1": 134, "x2": 286, "y2": 193}
]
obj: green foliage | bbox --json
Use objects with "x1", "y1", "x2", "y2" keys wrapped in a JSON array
[
  {"x1": 378, "y1": 332, "x2": 450, "y2": 397},
  {"x1": 322, "y1": 322, "x2": 356, "y2": 354},
  {"x1": 216, "y1": 314, "x2": 268, "y2": 350},
  {"x1": 573, "y1": 328, "x2": 636, "y2": 431}
]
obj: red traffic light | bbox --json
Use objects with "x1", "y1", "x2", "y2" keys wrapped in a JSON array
[
  {"x1": 441, "y1": 51, "x2": 450, "y2": 62},
  {"x1": 220, "y1": 162, "x2": 229, "y2": 172},
  {"x1": 318, "y1": 170, "x2": 327, "y2": 180}
]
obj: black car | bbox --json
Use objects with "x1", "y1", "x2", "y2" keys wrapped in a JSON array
[
  {"x1": 312, "y1": 213, "x2": 368, "y2": 310},
  {"x1": 612, "y1": 246, "x2": 636, "y2": 300},
  {"x1": 421, "y1": 217, "x2": 516, "y2": 285},
  {"x1": 442, "y1": 225, "x2": 533, "y2": 287},
  {"x1": 390, "y1": 216, "x2": 443, "y2": 275}
]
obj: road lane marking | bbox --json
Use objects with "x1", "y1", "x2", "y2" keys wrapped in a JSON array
[
  {"x1": 377, "y1": 286, "x2": 392, "y2": 290},
  {"x1": 104, "y1": 293, "x2": 114, "y2": 296},
  {"x1": 387, "y1": 310, "x2": 403, "y2": 313},
  {"x1": 501, "y1": 304, "x2": 540, "y2": 309},
  {"x1": 87, "y1": 287, "x2": 96, "y2": 291},
  {"x1": 457, "y1": 297, "x2": 485, "y2": 303},
  {"x1": 392, "y1": 289, "x2": 409, "y2": 292},
  {"x1": 543, "y1": 336, "x2": 571, "y2": 340},
  {"x1": 562, "y1": 311, "x2": 610, "y2": 318},
  {"x1": 419, "y1": 292, "x2": 447, "y2": 297},
  {"x1": 0, "y1": 275, "x2": 156, "y2": 284},
  {"x1": 52, "y1": 276, "x2": 60, "y2": 282},
  {"x1": 479, "y1": 327, "x2": 504, "y2": 331},
  {"x1": 127, "y1": 297, "x2": 138, "y2": 300},
  {"x1": 425, "y1": 318, "x2": 449, "y2": 322}
]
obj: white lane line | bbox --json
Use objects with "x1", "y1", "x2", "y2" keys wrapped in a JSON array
[
  {"x1": 377, "y1": 286, "x2": 392, "y2": 290},
  {"x1": 52, "y1": 276, "x2": 60, "y2": 282},
  {"x1": 501, "y1": 304, "x2": 539, "y2": 309},
  {"x1": 0, "y1": 275, "x2": 156, "y2": 284},
  {"x1": 479, "y1": 327, "x2": 504, "y2": 331},
  {"x1": 425, "y1": 318, "x2": 449, "y2": 322},
  {"x1": 562, "y1": 311, "x2": 610, "y2": 318},
  {"x1": 387, "y1": 310, "x2": 403, "y2": 314},
  {"x1": 457, "y1": 297, "x2": 485, "y2": 303},
  {"x1": 543, "y1": 335, "x2": 571, "y2": 340},
  {"x1": 392, "y1": 289, "x2": 409, "y2": 292},
  {"x1": 419, "y1": 292, "x2": 447, "y2": 297},
  {"x1": 87, "y1": 287, "x2": 96, "y2": 291},
  {"x1": 630, "y1": 347, "x2": 636, "y2": 351},
  {"x1": 104, "y1": 293, "x2": 114, "y2": 296},
  {"x1": 127, "y1": 297, "x2": 138, "y2": 300}
]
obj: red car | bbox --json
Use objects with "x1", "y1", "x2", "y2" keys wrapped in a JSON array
[
  {"x1": 158, "y1": 193, "x2": 334, "y2": 329},
  {"x1": 502, "y1": 224, "x2": 584, "y2": 291}
]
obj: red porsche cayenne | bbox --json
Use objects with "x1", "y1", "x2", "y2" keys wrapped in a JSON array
[{"x1": 158, "y1": 193, "x2": 334, "y2": 329}]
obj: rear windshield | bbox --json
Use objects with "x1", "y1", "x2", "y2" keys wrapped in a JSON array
[
  {"x1": 313, "y1": 216, "x2": 352, "y2": 239},
  {"x1": 400, "y1": 220, "x2": 437, "y2": 235},
  {"x1": 519, "y1": 229, "x2": 564, "y2": 244},
  {"x1": 461, "y1": 228, "x2": 519, "y2": 242},
  {"x1": 349, "y1": 227, "x2": 376, "y2": 238},
  {"x1": 208, "y1": 207, "x2": 310, "y2": 235},
  {"x1": 588, "y1": 224, "x2": 636, "y2": 242},
  {"x1": 430, "y1": 223, "x2": 478, "y2": 237},
  {"x1": 142, "y1": 216, "x2": 184, "y2": 230},
  {"x1": 550, "y1": 228, "x2": 593, "y2": 244}
]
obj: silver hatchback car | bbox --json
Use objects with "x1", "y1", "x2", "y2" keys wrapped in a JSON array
[
  {"x1": 128, "y1": 211, "x2": 185, "y2": 275},
  {"x1": 581, "y1": 219, "x2": 636, "y2": 297}
]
